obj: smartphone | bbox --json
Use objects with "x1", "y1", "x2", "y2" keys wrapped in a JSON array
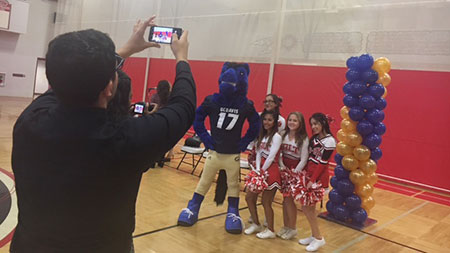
[
  {"x1": 133, "y1": 102, "x2": 146, "y2": 115},
  {"x1": 149, "y1": 26, "x2": 183, "y2": 44}
]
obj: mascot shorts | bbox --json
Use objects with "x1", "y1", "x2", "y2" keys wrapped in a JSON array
[{"x1": 195, "y1": 151, "x2": 241, "y2": 198}]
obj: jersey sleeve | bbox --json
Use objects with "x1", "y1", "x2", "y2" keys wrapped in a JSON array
[
  {"x1": 294, "y1": 137, "x2": 309, "y2": 172},
  {"x1": 261, "y1": 133, "x2": 282, "y2": 171}
]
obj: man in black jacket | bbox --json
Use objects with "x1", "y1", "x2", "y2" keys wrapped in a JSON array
[{"x1": 11, "y1": 16, "x2": 196, "y2": 252}]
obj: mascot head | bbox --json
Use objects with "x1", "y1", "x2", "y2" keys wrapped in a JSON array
[{"x1": 218, "y1": 62, "x2": 250, "y2": 99}]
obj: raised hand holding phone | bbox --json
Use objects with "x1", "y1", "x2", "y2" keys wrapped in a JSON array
[
  {"x1": 118, "y1": 15, "x2": 161, "y2": 58},
  {"x1": 170, "y1": 30, "x2": 189, "y2": 63}
]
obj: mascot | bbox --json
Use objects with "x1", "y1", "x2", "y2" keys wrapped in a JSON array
[{"x1": 177, "y1": 62, "x2": 260, "y2": 234}]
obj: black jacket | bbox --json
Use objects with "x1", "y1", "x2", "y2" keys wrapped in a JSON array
[{"x1": 10, "y1": 61, "x2": 196, "y2": 252}]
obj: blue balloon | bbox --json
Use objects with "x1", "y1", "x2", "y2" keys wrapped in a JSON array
[
  {"x1": 345, "y1": 194, "x2": 362, "y2": 210},
  {"x1": 349, "y1": 106, "x2": 365, "y2": 121},
  {"x1": 330, "y1": 176, "x2": 339, "y2": 188},
  {"x1": 346, "y1": 69, "x2": 360, "y2": 82},
  {"x1": 337, "y1": 179, "x2": 355, "y2": 197},
  {"x1": 349, "y1": 81, "x2": 367, "y2": 97},
  {"x1": 346, "y1": 56, "x2": 359, "y2": 69},
  {"x1": 368, "y1": 83, "x2": 385, "y2": 98},
  {"x1": 375, "y1": 98, "x2": 387, "y2": 110},
  {"x1": 343, "y1": 94, "x2": 359, "y2": 107},
  {"x1": 335, "y1": 165, "x2": 350, "y2": 180},
  {"x1": 351, "y1": 208, "x2": 368, "y2": 224},
  {"x1": 361, "y1": 69, "x2": 378, "y2": 83},
  {"x1": 359, "y1": 94, "x2": 376, "y2": 110},
  {"x1": 326, "y1": 201, "x2": 336, "y2": 216},
  {"x1": 373, "y1": 122, "x2": 386, "y2": 135},
  {"x1": 371, "y1": 147, "x2": 383, "y2": 161},
  {"x1": 329, "y1": 189, "x2": 344, "y2": 204},
  {"x1": 335, "y1": 205, "x2": 350, "y2": 221},
  {"x1": 334, "y1": 153, "x2": 343, "y2": 165},
  {"x1": 363, "y1": 133, "x2": 382, "y2": 149},
  {"x1": 357, "y1": 120, "x2": 374, "y2": 136},
  {"x1": 357, "y1": 54, "x2": 374, "y2": 70},
  {"x1": 366, "y1": 109, "x2": 385, "y2": 124},
  {"x1": 343, "y1": 82, "x2": 352, "y2": 94}
]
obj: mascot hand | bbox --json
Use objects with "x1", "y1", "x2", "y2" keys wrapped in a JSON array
[
  {"x1": 201, "y1": 135, "x2": 215, "y2": 150},
  {"x1": 238, "y1": 139, "x2": 250, "y2": 153}
]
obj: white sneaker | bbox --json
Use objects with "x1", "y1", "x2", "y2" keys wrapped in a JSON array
[
  {"x1": 306, "y1": 238, "x2": 326, "y2": 252},
  {"x1": 281, "y1": 229, "x2": 297, "y2": 240},
  {"x1": 298, "y1": 236, "x2": 314, "y2": 245},
  {"x1": 244, "y1": 223, "x2": 263, "y2": 235},
  {"x1": 256, "y1": 228, "x2": 276, "y2": 239},
  {"x1": 276, "y1": 226, "x2": 289, "y2": 237}
]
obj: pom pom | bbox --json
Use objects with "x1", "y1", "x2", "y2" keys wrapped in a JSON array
[
  {"x1": 244, "y1": 170, "x2": 268, "y2": 193},
  {"x1": 290, "y1": 171, "x2": 325, "y2": 206}
]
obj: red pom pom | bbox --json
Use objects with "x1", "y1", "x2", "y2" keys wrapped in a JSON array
[
  {"x1": 290, "y1": 171, "x2": 325, "y2": 206},
  {"x1": 244, "y1": 170, "x2": 268, "y2": 193}
]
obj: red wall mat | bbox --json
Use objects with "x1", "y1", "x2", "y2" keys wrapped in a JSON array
[
  {"x1": 122, "y1": 57, "x2": 148, "y2": 103},
  {"x1": 125, "y1": 57, "x2": 450, "y2": 190},
  {"x1": 272, "y1": 64, "x2": 450, "y2": 190},
  {"x1": 415, "y1": 192, "x2": 450, "y2": 207}
]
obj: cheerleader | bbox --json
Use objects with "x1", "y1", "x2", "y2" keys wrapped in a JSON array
[
  {"x1": 277, "y1": 112, "x2": 309, "y2": 240},
  {"x1": 244, "y1": 110, "x2": 282, "y2": 239},
  {"x1": 262, "y1": 94, "x2": 285, "y2": 133},
  {"x1": 296, "y1": 113, "x2": 336, "y2": 251}
]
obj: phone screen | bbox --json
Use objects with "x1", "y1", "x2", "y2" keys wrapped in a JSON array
[
  {"x1": 149, "y1": 26, "x2": 182, "y2": 44},
  {"x1": 134, "y1": 104, "x2": 145, "y2": 114}
]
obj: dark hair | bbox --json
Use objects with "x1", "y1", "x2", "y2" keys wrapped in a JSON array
[
  {"x1": 257, "y1": 110, "x2": 279, "y2": 148},
  {"x1": 264, "y1": 94, "x2": 283, "y2": 114},
  {"x1": 46, "y1": 29, "x2": 116, "y2": 106},
  {"x1": 157, "y1": 80, "x2": 171, "y2": 107},
  {"x1": 310, "y1": 112, "x2": 333, "y2": 136},
  {"x1": 283, "y1": 111, "x2": 308, "y2": 148},
  {"x1": 107, "y1": 70, "x2": 131, "y2": 121}
]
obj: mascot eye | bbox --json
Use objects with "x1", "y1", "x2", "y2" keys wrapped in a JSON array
[{"x1": 240, "y1": 72, "x2": 244, "y2": 76}]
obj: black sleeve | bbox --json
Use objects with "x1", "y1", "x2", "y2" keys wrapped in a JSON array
[{"x1": 123, "y1": 61, "x2": 197, "y2": 169}]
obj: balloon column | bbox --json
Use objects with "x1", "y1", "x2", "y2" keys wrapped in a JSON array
[{"x1": 326, "y1": 54, "x2": 391, "y2": 226}]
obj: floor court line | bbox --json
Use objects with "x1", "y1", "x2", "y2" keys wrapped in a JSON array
[
  {"x1": 333, "y1": 201, "x2": 428, "y2": 253},
  {"x1": 133, "y1": 204, "x2": 261, "y2": 239}
]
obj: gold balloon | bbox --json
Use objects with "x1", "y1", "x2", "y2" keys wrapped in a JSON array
[
  {"x1": 346, "y1": 132, "x2": 363, "y2": 147},
  {"x1": 377, "y1": 73, "x2": 391, "y2": 87},
  {"x1": 372, "y1": 57, "x2": 391, "y2": 73},
  {"x1": 336, "y1": 142, "x2": 353, "y2": 156},
  {"x1": 342, "y1": 155, "x2": 359, "y2": 171},
  {"x1": 355, "y1": 183, "x2": 374, "y2": 198},
  {"x1": 340, "y1": 106, "x2": 350, "y2": 120},
  {"x1": 367, "y1": 172, "x2": 378, "y2": 185},
  {"x1": 337, "y1": 129, "x2": 347, "y2": 142},
  {"x1": 349, "y1": 169, "x2": 367, "y2": 185},
  {"x1": 353, "y1": 145, "x2": 371, "y2": 161},
  {"x1": 360, "y1": 159, "x2": 377, "y2": 174},
  {"x1": 341, "y1": 119, "x2": 357, "y2": 133},
  {"x1": 361, "y1": 196, "x2": 375, "y2": 210},
  {"x1": 382, "y1": 87, "x2": 388, "y2": 98}
]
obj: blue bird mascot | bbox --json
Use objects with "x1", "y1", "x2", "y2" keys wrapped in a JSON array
[{"x1": 177, "y1": 62, "x2": 260, "y2": 234}]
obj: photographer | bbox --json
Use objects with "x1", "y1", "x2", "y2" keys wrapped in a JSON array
[{"x1": 11, "y1": 16, "x2": 195, "y2": 253}]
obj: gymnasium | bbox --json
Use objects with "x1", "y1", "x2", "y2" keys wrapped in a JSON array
[{"x1": 0, "y1": 0, "x2": 449, "y2": 252}]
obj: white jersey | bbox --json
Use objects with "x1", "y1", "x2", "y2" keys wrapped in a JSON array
[
  {"x1": 280, "y1": 135, "x2": 309, "y2": 172},
  {"x1": 256, "y1": 133, "x2": 282, "y2": 171}
]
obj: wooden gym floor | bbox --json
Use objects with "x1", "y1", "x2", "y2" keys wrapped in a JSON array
[{"x1": 0, "y1": 96, "x2": 449, "y2": 252}]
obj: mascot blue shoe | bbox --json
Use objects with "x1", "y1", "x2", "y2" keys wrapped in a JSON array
[
  {"x1": 177, "y1": 193, "x2": 204, "y2": 226},
  {"x1": 225, "y1": 197, "x2": 244, "y2": 234}
]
